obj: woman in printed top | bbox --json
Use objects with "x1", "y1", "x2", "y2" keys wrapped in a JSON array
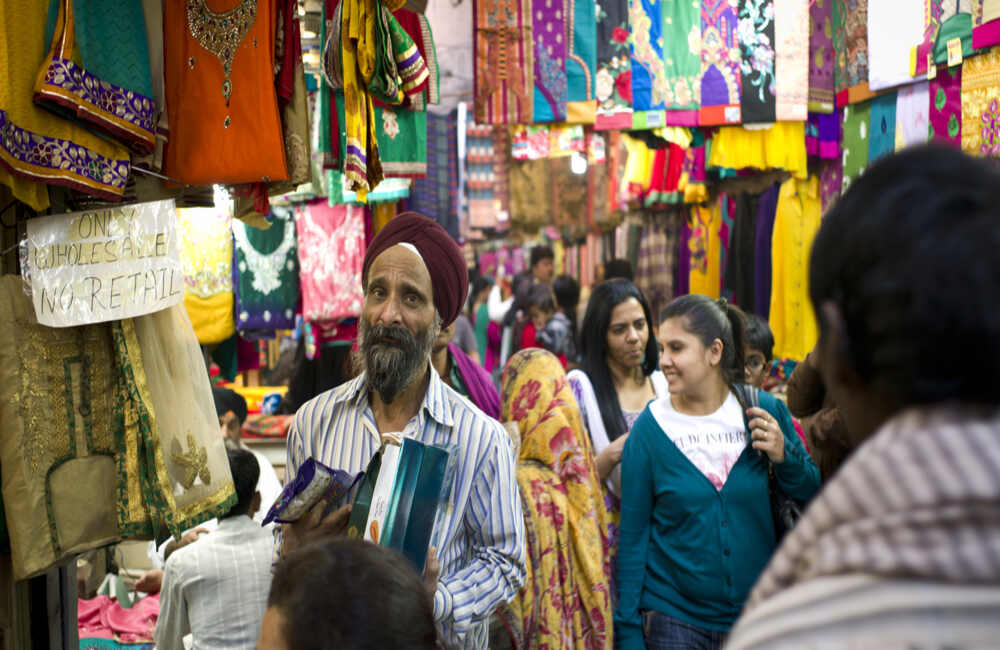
[{"x1": 614, "y1": 295, "x2": 820, "y2": 650}]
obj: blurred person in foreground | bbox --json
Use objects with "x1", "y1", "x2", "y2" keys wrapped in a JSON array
[
  {"x1": 726, "y1": 144, "x2": 1000, "y2": 648},
  {"x1": 257, "y1": 538, "x2": 438, "y2": 650}
]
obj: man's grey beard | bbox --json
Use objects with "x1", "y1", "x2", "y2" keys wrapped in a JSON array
[{"x1": 358, "y1": 318, "x2": 437, "y2": 404}]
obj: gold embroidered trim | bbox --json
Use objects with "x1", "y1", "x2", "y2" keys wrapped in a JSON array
[{"x1": 186, "y1": 0, "x2": 258, "y2": 104}]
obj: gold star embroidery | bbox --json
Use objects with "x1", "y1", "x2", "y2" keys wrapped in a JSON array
[{"x1": 171, "y1": 433, "x2": 211, "y2": 490}]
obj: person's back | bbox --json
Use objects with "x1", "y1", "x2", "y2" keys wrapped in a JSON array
[{"x1": 156, "y1": 449, "x2": 272, "y2": 650}]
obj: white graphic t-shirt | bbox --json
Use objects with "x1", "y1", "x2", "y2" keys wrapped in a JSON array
[{"x1": 650, "y1": 392, "x2": 747, "y2": 491}]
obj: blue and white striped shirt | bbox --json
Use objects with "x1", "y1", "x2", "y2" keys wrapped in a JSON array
[{"x1": 286, "y1": 365, "x2": 526, "y2": 649}]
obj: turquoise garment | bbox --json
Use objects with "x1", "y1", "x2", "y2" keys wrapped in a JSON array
[
  {"x1": 475, "y1": 303, "x2": 490, "y2": 364},
  {"x1": 614, "y1": 390, "x2": 820, "y2": 648},
  {"x1": 868, "y1": 92, "x2": 898, "y2": 164},
  {"x1": 567, "y1": 0, "x2": 598, "y2": 103}
]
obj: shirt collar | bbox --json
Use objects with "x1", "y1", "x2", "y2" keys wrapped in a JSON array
[
  {"x1": 780, "y1": 175, "x2": 819, "y2": 200},
  {"x1": 331, "y1": 363, "x2": 455, "y2": 429}
]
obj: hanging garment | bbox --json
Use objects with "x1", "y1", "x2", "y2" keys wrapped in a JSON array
[
  {"x1": 961, "y1": 45, "x2": 1000, "y2": 157},
  {"x1": 295, "y1": 202, "x2": 365, "y2": 322},
  {"x1": 806, "y1": 110, "x2": 841, "y2": 158},
  {"x1": 35, "y1": 0, "x2": 156, "y2": 154},
  {"x1": 116, "y1": 303, "x2": 237, "y2": 538},
  {"x1": 410, "y1": 110, "x2": 459, "y2": 238},
  {"x1": 809, "y1": 0, "x2": 836, "y2": 112},
  {"x1": 339, "y1": 93, "x2": 428, "y2": 178},
  {"x1": 629, "y1": 0, "x2": 667, "y2": 124},
  {"x1": 178, "y1": 207, "x2": 235, "y2": 345},
  {"x1": 0, "y1": 0, "x2": 130, "y2": 211},
  {"x1": 868, "y1": 91, "x2": 898, "y2": 163},
  {"x1": 645, "y1": 143, "x2": 686, "y2": 206},
  {"x1": 162, "y1": 0, "x2": 288, "y2": 185},
  {"x1": 566, "y1": 0, "x2": 598, "y2": 122},
  {"x1": 929, "y1": 63, "x2": 962, "y2": 143},
  {"x1": 912, "y1": 1, "x2": 968, "y2": 75},
  {"x1": 233, "y1": 215, "x2": 300, "y2": 332},
  {"x1": 688, "y1": 199, "x2": 723, "y2": 298},
  {"x1": 866, "y1": 0, "x2": 923, "y2": 91},
  {"x1": 700, "y1": 0, "x2": 742, "y2": 125},
  {"x1": 840, "y1": 99, "x2": 871, "y2": 192},
  {"x1": 533, "y1": 0, "x2": 568, "y2": 122},
  {"x1": 473, "y1": 0, "x2": 534, "y2": 124},
  {"x1": 770, "y1": 175, "x2": 821, "y2": 361},
  {"x1": 595, "y1": 0, "x2": 633, "y2": 128},
  {"x1": 774, "y1": 0, "x2": 809, "y2": 121},
  {"x1": 467, "y1": 123, "x2": 509, "y2": 231},
  {"x1": 818, "y1": 155, "x2": 843, "y2": 212},
  {"x1": 834, "y1": 0, "x2": 872, "y2": 104},
  {"x1": 634, "y1": 216, "x2": 677, "y2": 320},
  {"x1": 895, "y1": 81, "x2": 930, "y2": 150},
  {"x1": 679, "y1": 131, "x2": 709, "y2": 203},
  {"x1": 933, "y1": 9, "x2": 976, "y2": 64},
  {"x1": 753, "y1": 183, "x2": 779, "y2": 318},
  {"x1": 708, "y1": 122, "x2": 808, "y2": 179},
  {"x1": 276, "y1": 1, "x2": 313, "y2": 188},
  {"x1": 723, "y1": 192, "x2": 761, "y2": 310},
  {"x1": 660, "y1": 0, "x2": 701, "y2": 125},
  {"x1": 739, "y1": 0, "x2": 777, "y2": 124},
  {"x1": 973, "y1": 0, "x2": 1000, "y2": 47},
  {"x1": 138, "y1": 0, "x2": 170, "y2": 171},
  {"x1": 508, "y1": 158, "x2": 550, "y2": 228}
]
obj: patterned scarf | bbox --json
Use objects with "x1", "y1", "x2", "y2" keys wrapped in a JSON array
[
  {"x1": 747, "y1": 406, "x2": 1000, "y2": 609},
  {"x1": 501, "y1": 349, "x2": 614, "y2": 650}
]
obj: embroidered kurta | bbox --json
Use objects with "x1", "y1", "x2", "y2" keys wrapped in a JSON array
[
  {"x1": 834, "y1": 0, "x2": 872, "y2": 104},
  {"x1": 629, "y1": 0, "x2": 668, "y2": 124},
  {"x1": 738, "y1": 0, "x2": 777, "y2": 124},
  {"x1": 809, "y1": 0, "x2": 835, "y2": 112},
  {"x1": 595, "y1": 0, "x2": 634, "y2": 128},
  {"x1": 774, "y1": 0, "x2": 808, "y2": 120},
  {"x1": 163, "y1": 0, "x2": 288, "y2": 185},
  {"x1": 661, "y1": 0, "x2": 701, "y2": 125},
  {"x1": 178, "y1": 208, "x2": 235, "y2": 345},
  {"x1": 929, "y1": 63, "x2": 962, "y2": 143},
  {"x1": 961, "y1": 44, "x2": 1000, "y2": 157},
  {"x1": 0, "y1": 0, "x2": 130, "y2": 210},
  {"x1": 474, "y1": 0, "x2": 534, "y2": 124},
  {"x1": 566, "y1": 0, "x2": 598, "y2": 122},
  {"x1": 770, "y1": 175, "x2": 821, "y2": 361},
  {"x1": 533, "y1": 0, "x2": 569, "y2": 122},
  {"x1": 233, "y1": 215, "x2": 300, "y2": 332},
  {"x1": 700, "y1": 0, "x2": 742, "y2": 125},
  {"x1": 295, "y1": 201, "x2": 365, "y2": 322}
]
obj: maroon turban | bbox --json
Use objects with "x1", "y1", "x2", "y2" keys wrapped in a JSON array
[{"x1": 362, "y1": 212, "x2": 468, "y2": 327}]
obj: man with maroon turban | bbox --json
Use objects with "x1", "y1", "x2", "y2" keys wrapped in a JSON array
[{"x1": 280, "y1": 213, "x2": 525, "y2": 650}]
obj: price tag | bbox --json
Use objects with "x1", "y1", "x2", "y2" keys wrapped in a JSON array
[
  {"x1": 927, "y1": 53, "x2": 937, "y2": 80},
  {"x1": 947, "y1": 38, "x2": 963, "y2": 67},
  {"x1": 724, "y1": 106, "x2": 741, "y2": 123}
]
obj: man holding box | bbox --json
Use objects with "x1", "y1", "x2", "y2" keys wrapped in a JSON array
[{"x1": 281, "y1": 212, "x2": 525, "y2": 650}]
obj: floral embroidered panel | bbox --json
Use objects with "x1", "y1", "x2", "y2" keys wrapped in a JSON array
[
  {"x1": 700, "y1": 0, "x2": 742, "y2": 125},
  {"x1": 809, "y1": 0, "x2": 835, "y2": 112},
  {"x1": 662, "y1": 0, "x2": 702, "y2": 125},
  {"x1": 774, "y1": 0, "x2": 808, "y2": 120},
  {"x1": 595, "y1": 0, "x2": 634, "y2": 128},
  {"x1": 929, "y1": 63, "x2": 962, "y2": 144},
  {"x1": 961, "y1": 45, "x2": 1000, "y2": 157},
  {"x1": 629, "y1": 0, "x2": 668, "y2": 120},
  {"x1": 738, "y1": 0, "x2": 776, "y2": 123},
  {"x1": 233, "y1": 213, "x2": 300, "y2": 332},
  {"x1": 295, "y1": 201, "x2": 365, "y2": 322},
  {"x1": 533, "y1": 0, "x2": 569, "y2": 121}
]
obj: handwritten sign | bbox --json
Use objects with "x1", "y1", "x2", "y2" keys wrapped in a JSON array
[{"x1": 26, "y1": 199, "x2": 183, "y2": 327}]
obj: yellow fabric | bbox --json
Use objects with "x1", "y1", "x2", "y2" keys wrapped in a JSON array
[
  {"x1": 373, "y1": 201, "x2": 396, "y2": 234},
  {"x1": 184, "y1": 292, "x2": 235, "y2": 345},
  {"x1": 0, "y1": 0, "x2": 130, "y2": 210},
  {"x1": 708, "y1": 122, "x2": 808, "y2": 179},
  {"x1": 342, "y1": 0, "x2": 383, "y2": 199},
  {"x1": 501, "y1": 349, "x2": 613, "y2": 650},
  {"x1": 653, "y1": 126, "x2": 693, "y2": 149},
  {"x1": 688, "y1": 201, "x2": 723, "y2": 298},
  {"x1": 553, "y1": 239, "x2": 565, "y2": 275},
  {"x1": 566, "y1": 99, "x2": 597, "y2": 124},
  {"x1": 769, "y1": 175, "x2": 821, "y2": 361}
]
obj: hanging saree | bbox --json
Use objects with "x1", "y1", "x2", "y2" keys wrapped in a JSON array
[
  {"x1": 473, "y1": 0, "x2": 534, "y2": 124},
  {"x1": 774, "y1": 0, "x2": 809, "y2": 121},
  {"x1": 501, "y1": 349, "x2": 613, "y2": 650},
  {"x1": 867, "y1": 91, "x2": 897, "y2": 164},
  {"x1": 840, "y1": 99, "x2": 871, "y2": 192},
  {"x1": 233, "y1": 215, "x2": 300, "y2": 332},
  {"x1": 177, "y1": 207, "x2": 235, "y2": 345},
  {"x1": 595, "y1": 0, "x2": 633, "y2": 128},
  {"x1": 341, "y1": 0, "x2": 383, "y2": 198},
  {"x1": 566, "y1": 0, "x2": 598, "y2": 122},
  {"x1": 833, "y1": 0, "x2": 874, "y2": 106},
  {"x1": 738, "y1": 0, "x2": 777, "y2": 124},
  {"x1": 35, "y1": 0, "x2": 156, "y2": 154},
  {"x1": 700, "y1": 0, "x2": 742, "y2": 125},
  {"x1": 929, "y1": 63, "x2": 962, "y2": 144},
  {"x1": 533, "y1": 0, "x2": 569, "y2": 122},
  {"x1": 0, "y1": 0, "x2": 130, "y2": 211},
  {"x1": 294, "y1": 201, "x2": 365, "y2": 322},
  {"x1": 661, "y1": 0, "x2": 701, "y2": 125},
  {"x1": 629, "y1": 0, "x2": 667, "y2": 127},
  {"x1": 809, "y1": 0, "x2": 836, "y2": 113},
  {"x1": 961, "y1": 45, "x2": 1000, "y2": 157}
]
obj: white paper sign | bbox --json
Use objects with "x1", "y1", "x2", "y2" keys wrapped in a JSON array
[{"x1": 26, "y1": 199, "x2": 183, "y2": 327}]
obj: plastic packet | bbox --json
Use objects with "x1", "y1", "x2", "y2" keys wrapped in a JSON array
[{"x1": 262, "y1": 458, "x2": 363, "y2": 526}]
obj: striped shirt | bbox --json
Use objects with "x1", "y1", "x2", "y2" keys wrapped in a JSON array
[{"x1": 286, "y1": 365, "x2": 526, "y2": 649}]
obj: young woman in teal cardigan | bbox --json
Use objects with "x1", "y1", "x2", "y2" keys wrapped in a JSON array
[{"x1": 614, "y1": 295, "x2": 820, "y2": 650}]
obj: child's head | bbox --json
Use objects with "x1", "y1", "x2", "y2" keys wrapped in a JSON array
[
  {"x1": 526, "y1": 283, "x2": 556, "y2": 331},
  {"x1": 742, "y1": 314, "x2": 774, "y2": 388}
]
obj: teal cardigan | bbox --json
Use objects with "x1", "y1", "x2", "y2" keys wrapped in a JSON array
[{"x1": 614, "y1": 390, "x2": 820, "y2": 648}]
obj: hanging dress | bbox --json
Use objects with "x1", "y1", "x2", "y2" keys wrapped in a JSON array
[{"x1": 233, "y1": 214, "x2": 300, "y2": 332}]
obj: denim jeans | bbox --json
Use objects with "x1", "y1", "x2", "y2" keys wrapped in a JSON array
[{"x1": 641, "y1": 611, "x2": 726, "y2": 650}]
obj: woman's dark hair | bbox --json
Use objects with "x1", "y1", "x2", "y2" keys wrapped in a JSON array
[
  {"x1": 743, "y1": 314, "x2": 775, "y2": 362},
  {"x1": 579, "y1": 279, "x2": 659, "y2": 440},
  {"x1": 659, "y1": 294, "x2": 748, "y2": 405},
  {"x1": 468, "y1": 275, "x2": 493, "y2": 315},
  {"x1": 502, "y1": 272, "x2": 534, "y2": 327},
  {"x1": 268, "y1": 538, "x2": 438, "y2": 650},
  {"x1": 810, "y1": 143, "x2": 1000, "y2": 407},
  {"x1": 603, "y1": 258, "x2": 634, "y2": 282}
]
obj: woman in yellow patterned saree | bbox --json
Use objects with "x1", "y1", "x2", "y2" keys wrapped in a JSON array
[{"x1": 501, "y1": 348, "x2": 614, "y2": 650}]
